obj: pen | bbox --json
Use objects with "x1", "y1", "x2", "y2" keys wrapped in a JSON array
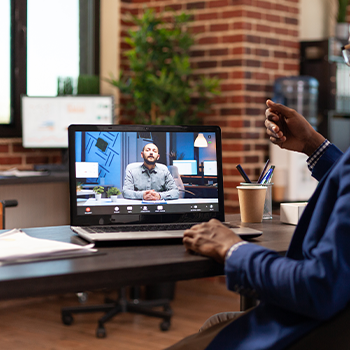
[
  {"x1": 266, "y1": 166, "x2": 275, "y2": 183},
  {"x1": 257, "y1": 159, "x2": 270, "y2": 183},
  {"x1": 236, "y1": 164, "x2": 252, "y2": 183},
  {"x1": 261, "y1": 165, "x2": 275, "y2": 184}
]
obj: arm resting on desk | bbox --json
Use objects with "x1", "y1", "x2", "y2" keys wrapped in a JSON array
[{"x1": 225, "y1": 203, "x2": 350, "y2": 322}]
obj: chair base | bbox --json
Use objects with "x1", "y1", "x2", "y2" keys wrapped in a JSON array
[{"x1": 61, "y1": 287, "x2": 173, "y2": 338}]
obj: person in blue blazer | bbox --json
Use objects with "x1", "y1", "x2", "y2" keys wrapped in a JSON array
[{"x1": 166, "y1": 98, "x2": 349, "y2": 350}]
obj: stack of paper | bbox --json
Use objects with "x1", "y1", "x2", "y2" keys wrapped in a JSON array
[
  {"x1": 0, "y1": 229, "x2": 96, "y2": 265},
  {"x1": 0, "y1": 168, "x2": 47, "y2": 177}
]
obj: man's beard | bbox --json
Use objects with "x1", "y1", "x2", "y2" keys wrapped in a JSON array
[{"x1": 144, "y1": 157, "x2": 157, "y2": 165}]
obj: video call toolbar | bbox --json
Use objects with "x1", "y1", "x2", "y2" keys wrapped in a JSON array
[{"x1": 77, "y1": 202, "x2": 219, "y2": 215}]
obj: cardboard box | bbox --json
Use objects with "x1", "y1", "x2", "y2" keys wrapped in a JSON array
[{"x1": 280, "y1": 202, "x2": 308, "y2": 225}]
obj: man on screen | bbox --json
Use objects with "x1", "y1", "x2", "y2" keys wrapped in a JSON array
[{"x1": 122, "y1": 143, "x2": 179, "y2": 200}]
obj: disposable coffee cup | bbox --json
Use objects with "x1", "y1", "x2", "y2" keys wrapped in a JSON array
[
  {"x1": 240, "y1": 182, "x2": 273, "y2": 220},
  {"x1": 236, "y1": 185, "x2": 267, "y2": 223}
]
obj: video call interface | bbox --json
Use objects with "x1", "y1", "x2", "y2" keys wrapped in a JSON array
[{"x1": 74, "y1": 130, "x2": 220, "y2": 216}]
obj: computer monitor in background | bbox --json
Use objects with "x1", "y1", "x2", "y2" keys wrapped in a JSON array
[
  {"x1": 21, "y1": 95, "x2": 114, "y2": 148},
  {"x1": 203, "y1": 160, "x2": 217, "y2": 176},
  {"x1": 172, "y1": 160, "x2": 197, "y2": 175}
]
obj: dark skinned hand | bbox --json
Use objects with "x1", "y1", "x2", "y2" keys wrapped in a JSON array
[
  {"x1": 265, "y1": 99, "x2": 325, "y2": 156},
  {"x1": 183, "y1": 219, "x2": 243, "y2": 264}
]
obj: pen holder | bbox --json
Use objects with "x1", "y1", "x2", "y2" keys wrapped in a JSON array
[{"x1": 240, "y1": 183, "x2": 273, "y2": 220}]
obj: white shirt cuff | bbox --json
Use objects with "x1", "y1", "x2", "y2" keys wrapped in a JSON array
[
  {"x1": 307, "y1": 139, "x2": 331, "y2": 172},
  {"x1": 225, "y1": 241, "x2": 249, "y2": 261}
]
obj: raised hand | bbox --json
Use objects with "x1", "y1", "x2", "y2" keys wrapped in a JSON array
[{"x1": 265, "y1": 100, "x2": 325, "y2": 156}]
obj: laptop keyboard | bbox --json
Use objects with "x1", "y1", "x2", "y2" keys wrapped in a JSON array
[{"x1": 84, "y1": 223, "x2": 196, "y2": 234}]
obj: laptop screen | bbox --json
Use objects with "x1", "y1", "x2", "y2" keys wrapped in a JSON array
[{"x1": 68, "y1": 125, "x2": 224, "y2": 226}]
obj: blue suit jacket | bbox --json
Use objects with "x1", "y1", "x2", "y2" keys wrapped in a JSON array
[{"x1": 207, "y1": 144, "x2": 350, "y2": 350}]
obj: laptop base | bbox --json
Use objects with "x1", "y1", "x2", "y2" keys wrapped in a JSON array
[{"x1": 71, "y1": 224, "x2": 262, "y2": 244}]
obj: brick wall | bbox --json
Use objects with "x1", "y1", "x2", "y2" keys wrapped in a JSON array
[
  {"x1": 120, "y1": 0, "x2": 300, "y2": 212},
  {"x1": 1, "y1": 0, "x2": 299, "y2": 211},
  {"x1": 0, "y1": 138, "x2": 62, "y2": 171}
]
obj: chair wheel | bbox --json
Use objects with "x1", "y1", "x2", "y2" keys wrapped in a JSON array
[
  {"x1": 96, "y1": 326, "x2": 106, "y2": 338},
  {"x1": 164, "y1": 305, "x2": 171, "y2": 312},
  {"x1": 160, "y1": 320, "x2": 171, "y2": 331},
  {"x1": 77, "y1": 292, "x2": 88, "y2": 304},
  {"x1": 62, "y1": 313, "x2": 74, "y2": 326}
]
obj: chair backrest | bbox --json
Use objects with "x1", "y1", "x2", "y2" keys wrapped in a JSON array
[
  {"x1": 168, "y1": 165, "x2": 185, "y2": 198},
  {"x1": 0, "y1": 200, "x2": 18, "y2": 230},
  {"x1": 284, "y1": 302, "x2": 350, "y2": 349}
]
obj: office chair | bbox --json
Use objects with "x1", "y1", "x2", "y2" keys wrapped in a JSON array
[
  {"x1": 284, "y1": 301, "x2": 350, "y2": 349},
  {"x1": 62, "y1": 163, "x2": 178, "y2": 338},
  {"x1": 0, "y1": 200, "x2": 18, "y2": 229},
  {"x1": 61, "y1": 286, "x2": 173, "y2": 338},
  {"x1": 168, "y1": 165, "x2": 195, "y2": 198}
]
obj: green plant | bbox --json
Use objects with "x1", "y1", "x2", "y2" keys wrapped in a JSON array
[
  {"x1": 93, "y1": 186, "x2": 104, "y2": 194},
  {"x1": 338, "y1": 0, "x2": 349, "y2": 23},
  {"x1": 107, "y1": 9, "x2": 220, "y2": 125},
  {"x1": 57, "y1": 76, "x2": 74, "y2": 95},
  {"x1": 168, "y1": 150, "x2": 185, "y2": 165},
  {"x1": 77, "y1": 75, "x2": 100, "y2": 95},
  {"x1": 107, "y1": 187, "x2": 121, "y2": 197}
]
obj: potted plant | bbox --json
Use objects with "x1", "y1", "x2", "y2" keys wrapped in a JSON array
[
  {"x1": 107, "y1": 187, "x2": 121, "y2": 202},
  {"x1": 93, "y1": 186, "x2": 104, "y2": 201},
  {"x1": 107, "y1": 9, "x2": 220, "y2": 125},
  {"x1": 336, "y1": 0, "x2": 350, "y2": 40}
]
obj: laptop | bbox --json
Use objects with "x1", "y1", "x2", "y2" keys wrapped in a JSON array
[{"x1": 68, "y1": 124, "x2": 262, "y2": 243}]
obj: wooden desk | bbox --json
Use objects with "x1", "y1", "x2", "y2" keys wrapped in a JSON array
[
  {"x1": 0, "y1": 215, "x2": 295, "y2": 301},
  {"x1": 226, "y1": 214, "x2": 294, "y2": 255}
]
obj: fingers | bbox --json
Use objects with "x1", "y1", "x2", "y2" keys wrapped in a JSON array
[
  {"x1": 265, "y1": 101, "x2": 289, "y2": 144},
  {"x1": 269, "y1": 136, "x2": 286, "y2": 146},
  {"x1": 183, "y1": 222, "x2": 207, "y2": 249},
  {"x1": 183, "y1": 220, "x2": 242, "y2": 263},
  {"x1": 182, "y1": 236, "x2": 193, "y2": 250},
  {"x1": 143, "y1": 190, "x2": 160, "y2": 200},
  {"x1": 183, "y1": 220, "x2": 227, "y2": 242},
  {"x1": 265, "y1": 113, "x2": 286, "y2": 142},
  {"x1": 183, "y1": 222, "x2": 203, "y2": 238},
  {"x1": 265, "y1": 107, "x2": 279, "y2": 122},
  {"x1": 266, "y1": 99, "x2": 291, "y2": 116},
  {"x1": 183, "y1": 230, "x2": 197, "y2": 253},
  {"x1": 184, "y1": 228, "x2": 194, "y2": 237},
  {"x1": 265, "y1": 117, "x2": 279, "y2": 133},
  {"x1": 266, "y1": 128, "x2": 286, "y2": 143}
]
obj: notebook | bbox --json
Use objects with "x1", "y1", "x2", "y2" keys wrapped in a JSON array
[{"x1": 68, "y1": 124, "x2": 262, "y2": 243}]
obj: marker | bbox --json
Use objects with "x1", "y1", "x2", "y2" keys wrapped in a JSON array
[
  {"x1": 257, "y1": 159, "x2": 270, "y2": 183},
  {"x1": 236, "y1": 164, "x2": 252, "y2": 183}
]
